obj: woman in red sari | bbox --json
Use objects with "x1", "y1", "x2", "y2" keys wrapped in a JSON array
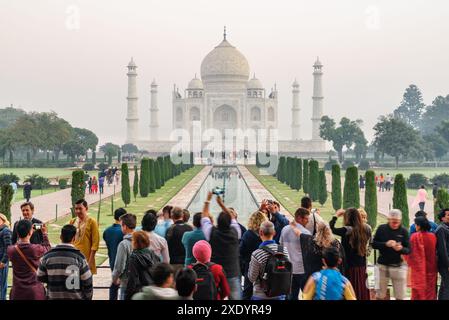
[{"x1": 405, "y1": 216, "x2": 437, "y2": 300}]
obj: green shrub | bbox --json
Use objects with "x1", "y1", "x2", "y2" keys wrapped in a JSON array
[
  {"x1": 393, "y1": 174, "x2": 409, "y2": 227},
  {"x1": 365, "y1": 170, "x2": 377, "y2": 229},
  {"x1": 71, "y1": 170, "x2": 85, "y2": 217},
  {"x1": 324, "y1": 160, "x2": 339, "y2": 171},
  {"x1": 358, "y1": 159, "x2": 370, "y2": 170},
  {"x1": 407, "y1": 173, "x2": 429, "y2": 189},
  {"x1": 431, "y1": 174, "x2": 449, "y2": 188},
  {"x1": 303, "y1": 159, "x2": 309, "y2": 194},
  {"x1": 308, "y1": 160, "x2": 320, "y2": 201},
  {"x1": 82, "y1": 163, "x2": 95, "y2": 171},
  {"x1": 342, "y1": 160, "x2": 355, "y2": 170},
  {"x1": 318, "y1": 170, "x2": 328, "y2": 206},
  {"x1": 59, "y1": 178, "x2": 68, "y2": 190},
  {"x1": 0, "y1": 185, "x2": 14, "y2": 221},
  {"x1": 0, "y1": 173, "x2": 20, "y2": 186},
  {"x1": 98, "y1": 162, "x2": 109, "y2": 172},
  {"x1": 121, "y1": 163, "x2": 131, "y2": 207},
  {"x1": 139, "y1": 158, "x2": 149, "y2": 197},
  {"x1": 331, "y1": 164, "x2": 342, "y2": 211},
  {"x1": 343, "y1": 166, "x2": 360, "y2": 209},
  {"x1": 133, "y1": 165, "x2": 139, "y2": 201}
]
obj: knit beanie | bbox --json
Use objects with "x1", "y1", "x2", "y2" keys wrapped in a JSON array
[{"x1": 192, "y1": 240, "x2": 212, "y2": 264}]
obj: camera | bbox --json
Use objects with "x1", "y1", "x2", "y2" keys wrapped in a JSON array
[
  {"x1": 33, "y1": 223, "x2": 43, "y2": 231},
  {"x1": 212, "y1": 186, "x2": 225, "y2": 196}
]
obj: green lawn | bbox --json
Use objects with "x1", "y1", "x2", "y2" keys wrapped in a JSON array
[
  {"x1": 45, "y1": 165, "x2": 204, "y2": 266},
  {"x1": 13, "y1": 187, "x2": 59, "y2": 202},
  {"x1": 361, "y1": 167, "x2": 449, "y2": 179},
  {"x1": 0, "y1": 168, "x2": 98, "y2": 181}
]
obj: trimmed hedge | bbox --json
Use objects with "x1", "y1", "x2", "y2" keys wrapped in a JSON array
[{"x1": 393, "y1": 174, "x2": 409, "y2": 227}]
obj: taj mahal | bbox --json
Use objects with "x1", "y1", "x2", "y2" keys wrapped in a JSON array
[{"x1": 125, "y1": 28, "x2": 327, "y2": 159}]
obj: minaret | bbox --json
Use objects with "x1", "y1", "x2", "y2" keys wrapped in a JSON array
[
  {"x1": 291, "y1": 79, "x2": 300, "y2": 140},
  {"x1": 126, "y1": 58, "x2": 139, "y2": 144},
  {"x1": 150, "y1": 79, "x2": 159, "y2": 140},
  {"x1": 312, "y1": 57, "x2": 324, "y2": 140}
]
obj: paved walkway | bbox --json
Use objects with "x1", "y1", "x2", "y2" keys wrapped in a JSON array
[
  {"x1": 237, "y1": 166, "x2": 291, "y2": 220},
  {"x1": 325, "y1": 174, "x2": 435, "y2": 223},
  {"x1": 11, "y1": 182, "x2": 122, "y2": 224},
  {"x1": 165, "y1": 166, "x2": 212, "y2": 208}
]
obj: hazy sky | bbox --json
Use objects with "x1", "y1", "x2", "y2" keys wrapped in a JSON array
[{"x1": 1, "y1": 0, "x2": 448, "y2": 146}]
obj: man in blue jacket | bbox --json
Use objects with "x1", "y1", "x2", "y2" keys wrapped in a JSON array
[
  {"x1": 268, "y1": 200, "x2": 289, "y2": 243},
  {"x1": 103, "y1": 207, "x2": 126, "y2": 300}
]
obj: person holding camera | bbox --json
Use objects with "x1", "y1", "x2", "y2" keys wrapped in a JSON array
[
  {"x1": 12, "y1": 202, "x2": 44, "y2": 245},
  {"x1": 201, "y1": 190, "x2": 242, "y2": 300},
  {"x1": 260, "y1": 199, "x2": 289, "y2": 244},
  {"x1": 7, "y1": 219, "x2": 51, "y2": 300}
]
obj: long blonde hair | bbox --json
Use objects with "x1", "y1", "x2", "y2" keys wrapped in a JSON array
[
  {"x1": 0, "y1": 213, "x2": 10, "y2": 228},
  {"x1": 314, "y1": 222, "x2": 335, "y2": 248},
  {"x1": 247, "y1": 211, "x2": 268, "y2": 232}
]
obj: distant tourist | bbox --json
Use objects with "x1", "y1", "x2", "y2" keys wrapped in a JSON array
[
  {"x1": 359, "y1": 175, "x2": 365, "y2": 189},
  {"x1": 166, "y1": 207, "x2": 193, "y2": 274},
  {"x1": 201, "y1": 191, "x2": 242, "y2": 300},
  {"x1": 372, "y1": 209, "x2": 410, "y2": 300},
  {"x1": 175, "y1": 268, "x2": 197, "y2": 300},
  {"x1": 432, "y1": 183, "x2": 439, "y2": 200},
  {"x1": 0, "y1": 213, "x2": 12, "y2": 300},
  {"x1": 98, "y1": 176, "x2": 105, "y2": 194},
  {"x1": 378, "y1": 174, "x2": 385, "y2": 192},
  {"x1": 182, "y1": 212, "x2": 206, "y2": 266},
  {"x1": 70, "y1": 199, "x2": 100, "y2": 274},
  {"x1": 7, "y1": 220, "x2": 51, "y2": 300},
  {"x1": 302, "y1": 247, "x2": 356, "y2": 300},
  {"x1": 436, "y1": 208, "x2": 449, "y2": 300},
  {"x1": 385, "y1": 173, "x2": 392, "y2": 191},
  {"x1": 412, "y1": 185, "x2": 428, "y2": 211},
  {"x1": 279, "y1": 207, "x2": 311, "y2": 300},
  {"x1": 240, "y1": 211, "x2": 267, "y2": 300},
  {"x1": 88, "y1": 177, "x2": 92, "y2": 194},
  {"x1": 112, "y1": 213, "x2": 136, "y2": 300},
  {"x1": 23, "y1": 181, "x2": 32, "y2": 202},
  {"x1": 91, "y1": 176, "x2": 98, "y2": 194},
  {"x1": 248, "y1": 221, "x2": 291, "y2": 300},
  {"x1": 103, "y1": 208, "x2": 126, "y2": 300},
  {"x1": 12, "y1": 202, "x2": 44, "y2": 245},
  {"x1": 9, "y1": 181, "x2": 18, "y2": 201},
  {"x1": 125, "y1": 231, "x2": 160, "y2": 300},
  {"x1": 132, "y1": 263, "x2": 178, "y2": 300},
  {"x1": 405, "y1": 217, "x2": 437, "y2": 300},
  {"x1": 141, "y1": 210, "x2": 170, "y2": 263},
  {"x1": 409, "y1": 211, "x2": 438, "y2": 234},
  {"x1": 37, "y1": 225, "x2": 93, "y2": 300},
  {"x1": 330, "y1": 208, "x2": 371, "y2": 300}
]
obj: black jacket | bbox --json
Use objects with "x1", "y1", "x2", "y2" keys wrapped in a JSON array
[
  {"x1": 12, "y1": 217, "x2": 43, "y2": 245},
  {"x1": 436, "y1": 223, "x2": 449, "y2": 269},
  {"x1": 210, "y1": 226, "x2": 240, "y2": 278},
  {"x1": 165, "y1": 220, "x2": 193, "y2": 264},
  {"x1": 239, "y1": 229, "x2": 261, "y2": 274},
  {"x1": 125, "y1": 248, "x2": 160, "y2": 300},
  {"x1": 372, "y1": 223, "x2": 410, "y2": 266}
]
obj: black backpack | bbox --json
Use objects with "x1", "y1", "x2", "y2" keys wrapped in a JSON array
[
  {"x1": 192, "y1": 262, "x2": 218, "y2": 300},
  {"x1": 260, "y1": 245, "x2": 292, "y2": 297}
]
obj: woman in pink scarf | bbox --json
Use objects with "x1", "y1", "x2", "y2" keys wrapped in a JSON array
[
  {"x1": 405, "y1": 217, "x2": 437, "y2": 300},
  {"x1": 412, "y1": 185, "x2": 428, "y2": 211}
]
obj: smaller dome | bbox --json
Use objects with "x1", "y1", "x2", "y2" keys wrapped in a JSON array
[
  {"x1": 188, "y1": 75, "x2": 203, "y2": 90},
  {"x1": 247, "y1": 74, "x2": 263, "y2": 89}
]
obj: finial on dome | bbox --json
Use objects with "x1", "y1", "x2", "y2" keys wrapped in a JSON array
[
  {"x1": 195, "y1": 73, "x2": 197, "y2": 79},
  {"x1": 223, "y1": 26, "x2": 227, "y2": 40}
]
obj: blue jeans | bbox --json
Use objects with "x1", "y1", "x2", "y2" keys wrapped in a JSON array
[
  {"x1": 227, "y1": 276, "x2": 242, "y2": 300},
  {"x1": 0, "y1": 264, "x2": 8, "y2": 300},
  {"x1": 109, "y1": 282, "x2": 119, "y2": 300},
  {"x1": 289, "y1": 274, "x2": 308, "y2": 300}
]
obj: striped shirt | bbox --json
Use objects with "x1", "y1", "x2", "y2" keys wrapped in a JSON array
[
  {"x1": 248, "y1": 241, "x2": 290, "y2": 299},
  {"x1": 37, "y1": 244, "x2": 93, "y2": 300}
]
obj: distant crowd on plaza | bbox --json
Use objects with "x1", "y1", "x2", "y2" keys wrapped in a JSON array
[
  {"x1": 85, "y1": 167, "x2": 120, "y2": 195},
  {"x1": 2, "y1": 190, "x2": 449, "y2": 301}
]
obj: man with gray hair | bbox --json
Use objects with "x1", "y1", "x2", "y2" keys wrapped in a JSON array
[
  {"x1": 248, "y1": 221, "x2": 290, "y2": 300},
  {"x1": 372, "y1": 209, "x2": 410, "y2": 300}
]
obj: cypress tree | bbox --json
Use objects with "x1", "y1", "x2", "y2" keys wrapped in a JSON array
[
  {"x1": 318, "y1": 170, "x2": 328, "y2": 206},
  {"x1": 365, "y1": 170, "x2": 378, "y2": 229},
  {"x1": 154, "y1": 160, "x2": 161, "y2": 189},
  {"x1": 343, "y1": 166, "x2": 360, "y2": 209},
  {"x1": 331, "y1": 164, "x2": 342, "y2": 211},
  {"x1": 149, "y1": 159, "x2": 156, "y2": 193},
  {"x1": 308, "y1": 160, "x2": 320, "y2": 201},
  {"x1": 139, "y1": 158, "x2": 149, "y2": 197},
  {"x1": 91, "y1": 151, "x2": 96, "y2": 164},
  {"x1": 303, "y1": 159, "x2": 309, "y2": 194},
  {"x1": 132, "y1": 165, "x2": 139, "y2": 201},
  {"x1": 71, "y1": 170, "x2": 85, "y2": 217},
  {"x1": 393, "y1": 174, "x2": 409, "y2": 227},
  {"x1": 285, "y1": 157, "x2": 291, "y2": 186},
  {"x1": 297, "y1": 158, "x2": 303, "y2": 190},
  {"x1": 121, "y1": 163, "x2": 131, "y2": 207},
  {"x1": 292, "y1": 158, "x2": 298, "y2": 190},
  {"x1": 0, "y1": 184, "x2": 14, "y2": 221},
  {"x1": 278, "y1": 157, "x2": 286, "y2": 183},
  {"x1": 435, "y1": 189, "x2": 449, "y2": 223}
]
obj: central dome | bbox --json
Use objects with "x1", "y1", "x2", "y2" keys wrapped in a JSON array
[{"x1": 200, "y1": 38, "x2": 250, "y2": 82}]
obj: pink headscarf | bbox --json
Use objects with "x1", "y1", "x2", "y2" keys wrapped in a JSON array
[{"x1": 192, "y1": 240, "x2": 212, "y2": 264}]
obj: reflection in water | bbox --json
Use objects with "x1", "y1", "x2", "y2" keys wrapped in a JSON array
[{"x1": 187, "y1": 166, "x2": 259, "y2": 225}]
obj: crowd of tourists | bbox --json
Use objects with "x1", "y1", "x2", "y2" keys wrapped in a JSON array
[
  {"x1": 2, "y1": 193, "x2": 449, "y2": 301},
  {"x1": 85, "y1": 167, "x2": 120, "y2": 195}
]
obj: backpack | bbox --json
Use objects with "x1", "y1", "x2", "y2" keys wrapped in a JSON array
[
  {"x1": 260, "y1": 245, "x2": 292, "y2": 297},
  {"x1": 191, "y1": 262, "x2": 218, "y2": 300}
]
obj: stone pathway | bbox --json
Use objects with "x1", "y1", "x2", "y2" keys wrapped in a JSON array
[
  {"x1": 237, "y1": 166, "x2": 291, "y2": 219},
  {"x1": 11, "y1": 181, "x2": 122, "y2": 224},
  {"x1": 325, "y1": 173, "x2": 435, "y2": 223}
]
